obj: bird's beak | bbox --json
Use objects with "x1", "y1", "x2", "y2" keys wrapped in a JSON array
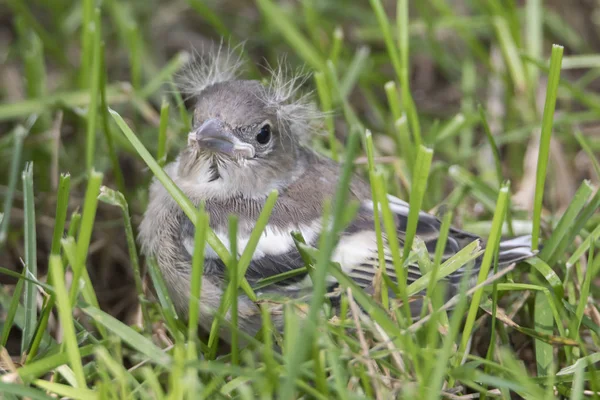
[{"x1": 190, "y1": 118, "x2": 255, "y2": 158}]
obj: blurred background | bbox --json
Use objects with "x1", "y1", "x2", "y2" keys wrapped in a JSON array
[{"x1": 1, "y1": 0, "x2": 599, "y2": 362}]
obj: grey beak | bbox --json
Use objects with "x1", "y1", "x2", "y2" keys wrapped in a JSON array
[
  {"x1": 192, "y1": 118, "x2": 255, "y2": 158},
  {"x1": 195, "y1": 118, "x2": 237, "y2": 155}
]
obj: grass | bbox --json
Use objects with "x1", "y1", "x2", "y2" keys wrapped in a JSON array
[{"x1": 1, "y1": 0, "x2": 599, "y2": 399}]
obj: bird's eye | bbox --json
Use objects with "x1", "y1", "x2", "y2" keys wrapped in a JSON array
[{"x1": 256, "y1": 124, "x2": 271, "y2": 145}]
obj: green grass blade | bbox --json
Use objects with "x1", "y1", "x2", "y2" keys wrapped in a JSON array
[
  {"x1": 314, "y1": 71, "x2": 337, "y2": 161},
  {"x1": 50, "y1": 174, "x2": 71, "y2": 256},
  {"x1": 0, "y1": 126, "x2": 27, "y2": 246},
  {"x1": 139, "y1": 52, "x2": 189, "y2": 98},
  {"x1": 69, "y1": 170, "x2": 103, "y2": 306},
  {"x1": 534, "y1": 291, "x2": 554, "y2": 377},
  {"x1": 459, "y1": 182, "x2": 510, "y2": 356},
  {"x1": 574, "y1": 131, "x2": 600, "y2": 180},
  {"x1": 207, "y1": 190, "x2": 278, "y2": 356},
  {"x1": 49, "y1": 255, "x2": 87, "y2": 388},
  {"x1": 279, "y1": 127, "x2": 361, "y2": 399},
  {"x1": 146, "y1": 257, "x2": 182, "y2": 340},
  {"x1": 80, "y1": 303, "x2": 172, "y2": 366},
  {"x1": 494, "y1": 17, "x2": 527, "y2": 93},
  {"x1": 85, "y1": 9, "x2": 102, "y2": 171},
  {"x1": 18, "y1": 344, "x2": 96, "y2": 382},
  {"x1": 0, "y1": 382, "x2": 54, "y2": 400},
  {"x1": 0, "y1": 270, "x2": 25, "y2": 348},
  {"x1": 538, "y1": 180, "x2": 593, "y2": 263},
  {"x1": 255, "y1": 0, "x2": 325, "y2": 71},
  {"x1": 157, "y1": 98, "x2": 170, "y2": 167},
  {"x1": 187, "y1": 207, "x2": 208, "y2": 359},
  {"x1": 99, "y1": 44, "x2": 126, "y2": 195},
  {"x1": 21, "y1": 162, "x2": 37, "y2": 353},
  {"x1": 478, "y1": 105, "x2": 504, "y2": 187},
  {"x1": 532, "y1": 44, "x2": 564, "y2": 250},
  {"x1": 33, "y1": 380, "x2": 97, "y2": 400},
  {"x1": 403, "y1": 145, "x2": 433, "y2": 264},
  {"x1": 364, "y1": 130, "x2": 389, "y2": 307},
  {"x1": 98, "y1": 186, "x2": 151, "y2": 329},
  {"x1": 228, "y1": 215, "x2": 240, "y2": 365}
]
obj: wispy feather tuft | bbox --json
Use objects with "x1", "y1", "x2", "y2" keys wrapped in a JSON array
[
  {"x1": 177, "y1": 41, "x2": 245, "y2": 100},
  {"x1": 259, "y1": 61, "x2": 326, "y2": 141},
  {"x1": 179, "y1": 44, "x2": 325, "y2": 141}
]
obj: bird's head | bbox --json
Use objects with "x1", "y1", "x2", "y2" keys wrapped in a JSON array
[{"x1": 175, "y1": 45, "x2": 321, "y2": 199}]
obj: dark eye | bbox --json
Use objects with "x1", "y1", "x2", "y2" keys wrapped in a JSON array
[{"x1": 256, "y1": 124, "x2": 271, "y2": 145}]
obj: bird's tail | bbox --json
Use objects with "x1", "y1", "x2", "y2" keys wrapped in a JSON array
[{"x1": 497, "y1": 235, "x2": 536, "y2": 267}]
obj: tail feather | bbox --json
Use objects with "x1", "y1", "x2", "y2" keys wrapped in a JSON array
[{"x1": 497, "y1": 235, "x2": 536, "y2": 266}]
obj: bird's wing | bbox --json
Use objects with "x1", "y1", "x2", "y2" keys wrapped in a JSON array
[{"x1": 338, "y1": 194, "x2": 482, "y2": 291}]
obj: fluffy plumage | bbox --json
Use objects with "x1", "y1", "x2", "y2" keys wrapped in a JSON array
[{"x1": 139, "y1": 45, "x2": 535, "y2": 342}]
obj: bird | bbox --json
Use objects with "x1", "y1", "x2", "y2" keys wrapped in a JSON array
[{"x1": 138, "y1": 45, "x2": 535, "y2": 342}]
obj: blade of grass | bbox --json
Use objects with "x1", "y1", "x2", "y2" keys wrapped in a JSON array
[
  {"x1": 139, "y1": 52, "x2": 189, "y2": 98},
  {"x1": 339, "y1": 46, "x2": 370, "y2": 99},
  {"x1": 0, "y1": 125, "x2": 28, "y2": 246},
  {"x1": 425, "y1": 257, "x2": 475, "y2": 399},
  {"x1": 228, "y1": 215, "x2": 240, "y2": 365},
  {"x1": 50, "y1": 174, "x2": 71, "y2": 256},
  {"x1": 396, "y1": 0, "x2": 421, "y2": 146},
  {"x1": 329, "y1": 27, "x2": 343, "y2": 65},
  {"x1": 79, "y1": 303, "x2": 171, "y2": 366},
  {"x1": 18, "y1": 344, "x2": 96, "y2": 382},
  {"x1": 407, "y1": 240, "x2": 483, "y2": 296},
  {"x1": 187, "y1": 206, "x2": 208, "y2": 360},
  {"x1": 33, "y1": 380, "x2": 97, "y2": 400},
  {"x1": 99, "y1": 44, "x2": 126, "y2": 195},
  {"x1": 526, "y1": 0, "x2": 543, "y2": 91},
  {"x1": 459, "y1": 182, "x2": 510, "y2": 359},
  {"x1": 206, "y1": 190, "x2": 278, "y2": 357},
  {"x1": 314, "y1": 72, "x2": 337, "y2": 161},
  {"x1": 0, "y1": 270, "x2": 25, "y2": 348},
  {"x1": 69, "y1": 170, "x2": 103, "y2": 306},
  {"x1": 538, "y1": 180, "x2": 593, "y2": 263},
  {"x1": 434, "y1": 113, "x2": 467, "y2": 144},
  {"x1": 374, "y1": 172, "x2": 406, "y2": 312},
  {"x1": 0, "y1": 382, "x2": 54, "y2": 400},
  {"x1": 494, "y1": 17, "x2": 527, "y2": 93},
  {"x1": 25, "y1": 294, "x2": 56, "y2": 362},
  {"x1": 21, "y1": 162, "x2": 37, "y2": 353},
  {"x1": 364, "y1": 130, "x2": 389, "y2": 308},
  {"x1": 534, "y1": 291, "x2": 554, "y2": 377},
  {"x1": 85, "y1": 9, "x2": 102, "y2": 171},
  {"x1": 157, "y1": 98, "x2": 170, "y2": 167},
  {"x1": 49, "y1": 255, "x2": 86, "y2": 388},
  {"x1": 6, "y1": 0, "x2": 68, "y2": 66},
  {"x1": 186, "y1": 0, "x2": 230, "y2": 37},
  {"x1": 98, "y1": 186, "x2": 151, "y2": 329},
  {"x1": 569, "y1": 245, "x2": 594, "y2": 337},
  {"x1": 279, "y1": 127, "x2": 360, "y2": 399},
  {"x1": 79, "y1": 0, "x2": 94, "y2": 87},
  {"x1": 566, "y1": 223, "x2": 600, "y2": 269},
  {"x1": 532, "y1": 44, "x2": 564, "y2": 250},
  {"x1": 146, "y1": 257, "x2": 182, "y2": 340},
  {"x1": 574, "y1": 131, "x2": 600, "y2": 180},
  {"x1": 256, "y1": 0, "x2": 325, "y2": 71},
  {"x1": 21, "y1": 29, "x2": 49, "y2": 130},
  {"x1": 369, "y1": 0, "x2": 401, "y2": 86},
  {"x1": 126, "y1": 23, "x2": 142, "y2": 91},
  {"x1": 478, "y1": 105, "x2": 504, "y2": 187},
  {"x1": 403, "y1": 145, "x2": 434, "y2": 265}
]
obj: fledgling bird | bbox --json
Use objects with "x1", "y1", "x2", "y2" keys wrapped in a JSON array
[{"x1": 139, "y1": 46, "x2": 534, "y2": 341}]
